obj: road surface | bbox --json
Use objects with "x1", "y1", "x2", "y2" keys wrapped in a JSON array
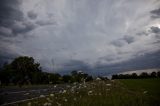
[{"x1": 0, "y1": 84, "x2": 68, "y2": 105}]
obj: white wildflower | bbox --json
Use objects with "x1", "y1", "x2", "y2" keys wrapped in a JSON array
[
  {"x1": 24, "y1": 93, "x2": 30, "y2": 95},
  {"x1": 83, "y1": 85, "x2": 87, "y2": 88},
  {"x1": 56, "y1": 102, "x2": 62, "y2": 106},
  {"x1": 46, "y1": 97, "x2": 52, "y2": 102},
  {"x1": 27, "y1": 102, "x2": 31, "y2": 106},
  {"x1": 40, "y1": 95, "x2": 45, "y2": 98},
  {"x1": 143, "y1": 91, "x2": 148, "y2": 94},
  {"x1": 63, "y1": 90, "x2": 67, "y2": 93},
  {"x1": 72, "y1": 85, "x2": 77, "y2": 89},
  {"x1": 50, "y1": 93, "x2": 54, "y2": 97},
  {"x1": 43, "y1": 102, "x2": 48, "y2": 106},
  {"x1": 78, "y1": 86, "x2": 81, "y2": 89},
  {"x1": 67, "y1": 85, "x2": 71, "y2": 88},
  {"x1": 74, "y1": 98, "x2": 77, "y2": 101},
  {"x1": 48, "y1": 103, "x2": 52, "y2": 106},
  {"x1": 73, "y1": 82, "x2": 77, "y2": 85},
  {"x1": 96, "y1": 77, "x2": 101, "y2": 81},
  {"x1": 43, "y1": 102, "x2": 52, "y2": 106},
  {"x1": 64, "y1": 98, "x2": 68, "y2": 102},
  {"x1": 111, "y1": 80, "x2": 115, "y2": 82},
  {"x1": 106, "y1": 84, "x2": 111, "y2": 86},
  {"x1": 88, "y1": 91, "x2": 93, "y2": 95},
  {"x1": 99, "y1": 93, "x2": 102, "y2": 95}
]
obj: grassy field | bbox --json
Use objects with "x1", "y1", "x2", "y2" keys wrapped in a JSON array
[{"x1": 6, "y1": 78, "x2": 160, "y2": 106}]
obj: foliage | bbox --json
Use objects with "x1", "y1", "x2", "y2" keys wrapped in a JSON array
[
  {"x1": 0, "y1": 56, "x2": 93, "y2": 86},
  {"x1": 112, "y1": 71, "x2": 160, "y2": 79},
  {"x1": 10, "y1": 79, "x2": 160, "y2": 106},
  {"x1": 0, "y1": 56, "x2": 41, "y2": 85}
]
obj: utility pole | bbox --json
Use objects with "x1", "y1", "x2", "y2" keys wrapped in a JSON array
[{"x1": 51, "y1": 58, "x2": 55, "y2": 73}]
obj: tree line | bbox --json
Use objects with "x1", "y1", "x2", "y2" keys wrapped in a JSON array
[
  {"x1": 112, "y1": 71, "x2": 160, "y2": 79},
  {"x1": 0, "y1": 56, "x2": 93, "y2": 86},
  {"x1": 0, "y1": 56, "x2": 159, "y2": 86}
]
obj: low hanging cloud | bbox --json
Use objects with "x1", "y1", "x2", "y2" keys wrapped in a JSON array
[
  {"x1": 0, "y1": 0, "x2": 23, "y2": 36},
  {"x1": 151, "y1": 26, "x2": 160, "y2": 34},
  {"x1": 0, "y1": 0, "x2": 160, "y2": 74},
  {"x1": 0, "y1": 0, "x2": 38, "y2": 42},
  {"x1": 35, "y1": 20, "x2": 56, "y2": 26},
  {"x1": 27, "y1": 11, "x2": 38, "y2": 20},
  {"x1": 151, "y1": 8, "x2": 160, "y2": 18}
]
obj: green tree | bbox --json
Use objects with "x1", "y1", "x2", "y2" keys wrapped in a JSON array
[
  {"x1": 157, "y1": 71, "x2": 160, "y2": 78},
  {"x1": 49, "y1": 73, "x2": 61, "y2": 84},
  {"x1": 139, "y1": 72, "x2": 149, "y2": 78},
  {"x1": 0, "y1": 56, "x2": 41, "y2": 85},
  {"x1": 131, "y1": 73, "x2": 138, "y2": 79},
  {"x1": 11, "y1": 56, "x2": 41, "y2": 85},
  {"x1": 62, "y1": 75, "x2": 72, "y2": 83},
  {"x1": 150, "y1": 72, "x2": 156, "y2": 78}
]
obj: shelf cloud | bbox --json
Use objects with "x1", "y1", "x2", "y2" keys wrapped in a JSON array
[{"x1": 0, "y1": 0, "x2": 160, "y2": 74}]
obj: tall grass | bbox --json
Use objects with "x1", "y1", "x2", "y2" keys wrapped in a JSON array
[{"x1": 9, "y1": 79, "x2": 160, "y2": 106}]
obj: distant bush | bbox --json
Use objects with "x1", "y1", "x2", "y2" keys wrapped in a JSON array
[
  {"x1": 112, "y1": 71, "x2": 160, "y2": 79},
  {"x1": 0, "y1": 56, "x2": 93, "y2": 86}
]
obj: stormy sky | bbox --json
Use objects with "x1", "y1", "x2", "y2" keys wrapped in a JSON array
[{"x1": 0, "y1": 0, "x2": 160, "y2": 75}]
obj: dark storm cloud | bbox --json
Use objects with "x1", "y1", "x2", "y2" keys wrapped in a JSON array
[
  {"x1": 0, "y1": 0, "x2": 37, "y2": 38},
  {"x1": 0, "y1": 0, "x2": 23, "y2": 37},
  {"x1": 35, "y1": 20, "x2": 56, "y2": 26},
  {"x1": 0, "y1": 0, "x2": 23, "y2": 30},
  {"x1": 58, "y1": 61, "x2": 91, "y2": 75},
  {"x1": 0, "y1": 0, "x2": 160, "y2": 75},
  {"x1": 123, "y1": 35, "x2": 135, "y2": 44},
  {"x1": 0, "y1": 49, "x2": 18, "y2": 67},
  {"x1": 27, "y1": 11, "x2": 37, "y2": 20},
  {"x1": 150, "y1": 26, "x2": 160, "y2": 33},
  {"x1": 110, "y1": 40, "x2": 125, "y2": 47},
  {"x1": 62, "y1": 60, "x2": 90, "y2": 71},
  {"x1": 0, "y1": 27, "x2": 12, "y2": 37},
  {"x1": 150, "y1": 26, "x2": 160, "y2": 39},
  {"x1": 0, "y1": 0, "x2": 37, "y2": 66},
  {"x1": 110, "y1": 35, "x2": 135, "y2": 47},
  {"x1": 12, "y1": 21, "x2": 36, "y2": 34},
  {"x1": 150, "y1": 8, "x2": 160, "y2": 18},
  {"x1": 0, "y1": 0, "x2": 23, "y2": 24},
  {"x1": 92, "y1": 51, "x2": 160, "y2": 76}
]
